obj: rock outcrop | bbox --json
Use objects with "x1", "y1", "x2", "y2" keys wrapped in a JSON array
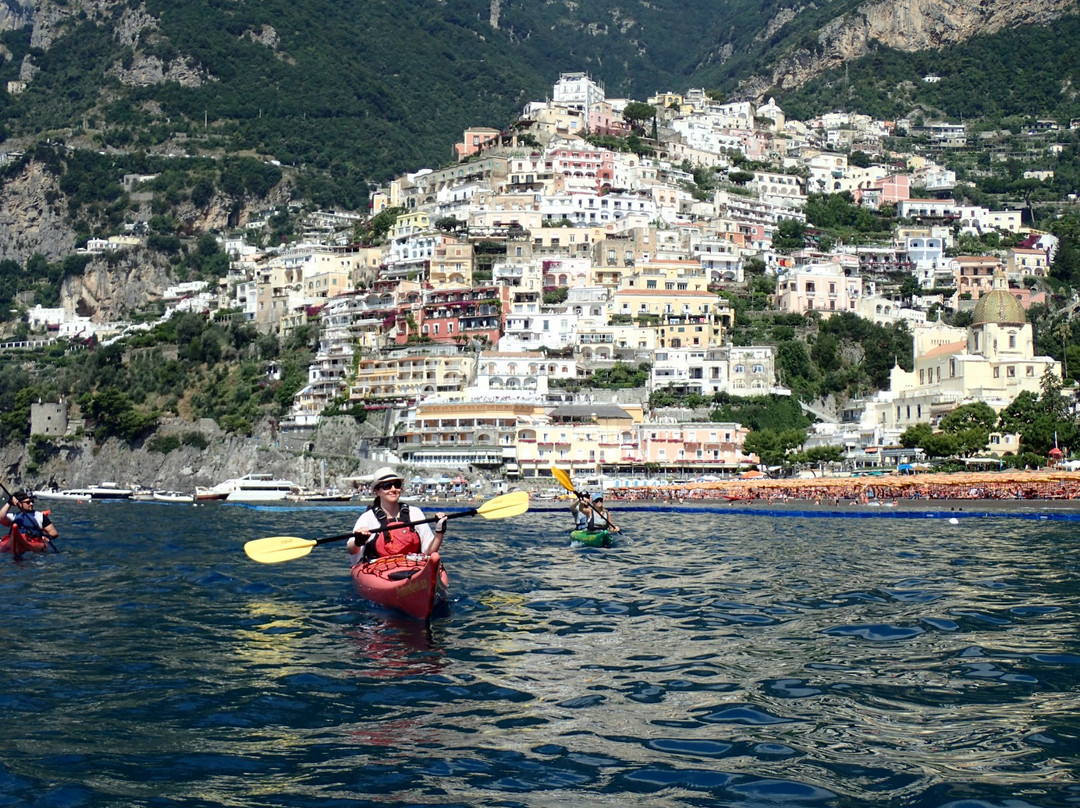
[
  {"x1": 0, "y1": 159, "x2": 77, "y2": 265},
  {"x1": 740, "y1": 0, "x2": 1077, "y2": 100},
  {"x1": 0, "y1": 416, "x2": 377, "y2": 494}
]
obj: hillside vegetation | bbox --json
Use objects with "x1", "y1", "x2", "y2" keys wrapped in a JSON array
[{"x1": 2, "y1": 1, "x2": 1079, "y2": 210}]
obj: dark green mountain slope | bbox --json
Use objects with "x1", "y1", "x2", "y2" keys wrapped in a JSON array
[
  {"x1": 776, "y1": 16, "x2": 1080, "y2": 123},
  {"x1": 1, "y1": 0, "x2": 1078, "y2": 210}
]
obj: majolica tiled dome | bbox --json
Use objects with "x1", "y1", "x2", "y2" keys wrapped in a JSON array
[{"x1": 972, "y1": 276, "x2": 1025, "y2": 326}]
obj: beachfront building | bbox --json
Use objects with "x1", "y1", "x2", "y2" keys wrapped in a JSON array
[
  {"x1": 638, "y1": 422, "x2": 754, "y2": 471},
  {"x1": 397, "y1": 399, "x2": 543, "y2": 470},
  {"x1": 515, "y1": 403, "x2": 641, "y2": 478},
  {"x1": 854, "y1": 272, "x2": 1060, "y2": 442}
]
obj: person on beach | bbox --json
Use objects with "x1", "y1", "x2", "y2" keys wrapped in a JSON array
[
  {"x1": 347, "y1": 468, "x2": 447, "y2": 564},
  {"x1": 1, "y1": 490, "x2": 59, "y2": 554}
]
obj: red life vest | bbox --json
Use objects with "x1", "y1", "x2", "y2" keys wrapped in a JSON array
[{"x1": 371, "y1": 503, "x2": 422, "y2": 557}]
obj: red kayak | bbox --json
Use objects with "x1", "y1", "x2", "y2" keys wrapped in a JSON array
[
  {"x1": 1, "y1": 528, "x2": 50, "y2": 556},
  {"x1": 351, "y1": 552, "x2": 448, "y2": 620}
]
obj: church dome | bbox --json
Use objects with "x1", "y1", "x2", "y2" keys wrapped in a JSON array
[{"x1": 971, "y1": 273, "x2": 1026, "y2": 325}]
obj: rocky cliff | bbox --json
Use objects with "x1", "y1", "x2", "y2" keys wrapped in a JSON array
[
  {"x1": 0, "y1": 153, "x2": 290, "y2": 322},
  {"x1": 0, "y1": 158, "x2": 77, "y2": 265},
  {"x1": 0, "y1": 416, "x2": 379, "y2": 494},
  {"x1": 740, "y1": 0, "x2": 1078, "y2": 100}
]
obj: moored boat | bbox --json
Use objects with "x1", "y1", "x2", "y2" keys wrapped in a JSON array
[
  {"x1": 351, "y1": 552, "x2": 448, "y2": 620},
  {"x1": 569, "y1": 528, "x2": 613, "y2": 547},
  {"x1": 34, "y1": 482, "x2": 133, "y2": 502},
  {"x1": 286, "y1": 487, "x2": 355, "y2": 503},
  {"x1": 153, "y1": 490, "x2": 195, "y2": 503},
  {"x1": 199, "y1": 474, "x2": 299, "y2": 502},
  {"x1": 34, "y1": 488, "x2": 93, "y2": 502}
]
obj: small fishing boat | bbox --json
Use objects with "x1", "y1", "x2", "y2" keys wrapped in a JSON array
[
  {"x1": 351, "y1": 552, "x2": 448, "y2": 620},
  {"x1": 152, "y1": 490, "x2": 195, "y2": 503},
  {"x1": 1, "y1": 529, "x2": 50, "y2": 556},
  {"x1": 570, "y1": 528, "x2": 613, "y2": 547},
  {"x1": 286, "y1": 487, "x2": 354, "y2": 503}
]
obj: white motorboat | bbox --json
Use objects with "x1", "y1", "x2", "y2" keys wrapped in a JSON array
[
  {"x1": 33, "y1": 488, "x2": 93, "y2": 502},
  {"x1": 202, "y1": 474, "x2": 299, "y2": 502},
  {"x1": 152, "y1": 490, "x2": 195, "y2": 503},
  {"x1": 286, "y1": 487, "x2": 355, "y2": 503},
  {"x1": 34, "y1": 482, "x2": 133, "y2": 502}
]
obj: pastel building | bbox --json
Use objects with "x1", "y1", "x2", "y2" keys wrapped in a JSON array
[
  {"x1": 776, "y1": 263, "x2": 861, "y2": 317},
  {"x1": 858, "y1": 273, "x2": 1060, "y2": 439}
]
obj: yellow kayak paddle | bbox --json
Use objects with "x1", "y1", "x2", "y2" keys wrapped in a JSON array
[{"x1": 243, "y1": 490, "x2": 530, "y2": 564}]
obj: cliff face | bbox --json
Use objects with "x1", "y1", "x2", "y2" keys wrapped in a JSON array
[
  {"x1": 740, "y1": 0, "x2": 1078, "y2": 99},
  {"x1": 0, "y1": 159, "x2": 77, "y2": 265},
  {"x1": 0, "y1": 155, "x2": 289, "y2": 322},
  {"x1": 0, "y1": 416, "x2": 375, "y2": 494}
]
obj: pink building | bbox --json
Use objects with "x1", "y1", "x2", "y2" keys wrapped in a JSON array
[
  {"x1": 454, "y1": 127, "x2": 501, "y2": 161},
  {"x1": 776, "y1": 264, "x2": 861, "y2": 317},
  {"x1": 855, "y1": 173, "x2": 910, "y2": 207},
  {"x1": 638, "y1": 422, "x2": 754, "y2": 468},
  {"x1": 549, "y1": 143, "x2": 615, "y2": 184}
]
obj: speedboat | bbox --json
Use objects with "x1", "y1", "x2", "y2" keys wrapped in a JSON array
[
  {"x1": 34, "y1": 488, "x2": 92, "y2": 502},
  {"x1": 34, "y1": 482, "x2": 133, "y2": 502}
]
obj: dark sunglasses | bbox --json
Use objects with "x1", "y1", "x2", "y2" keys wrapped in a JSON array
[{"x1": 377, "y1": 482, "x2": 403, "y2": 491}]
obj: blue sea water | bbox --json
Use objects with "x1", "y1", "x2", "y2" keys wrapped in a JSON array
[{"x1": 2, "y1": 500, "x2": 1079, "y2": 807}]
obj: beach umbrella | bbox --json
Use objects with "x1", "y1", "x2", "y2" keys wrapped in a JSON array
[{"x1": 740, "y1": 470, "x2": 765, "y2": 479}]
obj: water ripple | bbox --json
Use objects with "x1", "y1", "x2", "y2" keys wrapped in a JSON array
[{"x1": 0, "y1": 505, "x2": 1078, "y2": 805}]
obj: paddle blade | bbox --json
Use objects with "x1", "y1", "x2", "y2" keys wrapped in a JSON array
[
  {"x1": 244, "y1": 536, "x2": 318, "y2": 564},
  {"x1": 475, "y1": 490, "x2": 530, "y2": 519},
  {"x1": 551, "y1": 467, "x2": 575, "y2": 494}
]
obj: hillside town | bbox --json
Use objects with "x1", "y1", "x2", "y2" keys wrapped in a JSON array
[{"x1": 20, "y1": 73, "x2": 1075, "y2": 483}]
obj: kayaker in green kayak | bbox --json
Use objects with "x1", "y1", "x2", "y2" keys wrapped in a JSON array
[{"x1": 571, "y1": 493, "x2": 620, "y2": 533}]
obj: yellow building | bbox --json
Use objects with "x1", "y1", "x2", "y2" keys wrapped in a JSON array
[
  {"x1": 515, "y1": 403, "x2": 641, "y2": 478},
  {"x1": 348, "y1": 347, "x2": 477, "y2": 406},
  {"x1": 429, "y1": 240, "x2": 474, "y2": 288}
]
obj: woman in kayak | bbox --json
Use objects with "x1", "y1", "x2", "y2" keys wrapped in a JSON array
[
  {"x1": 587, "y1": 493, "x2": 620, "y2": 533},
  {"x1": 1, "y1": 490, "x2": 59, "y2": 553},
  {"x1": 347, "y1": 468, "x2": 447, "y2": 564},
  {"x1": 570, "y1": 492, "x2": 591, "y2": 530}
]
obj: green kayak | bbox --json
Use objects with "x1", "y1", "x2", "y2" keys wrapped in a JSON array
[{"x1": 570, "y1": 528, "x2": 613, "y2": 547}]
